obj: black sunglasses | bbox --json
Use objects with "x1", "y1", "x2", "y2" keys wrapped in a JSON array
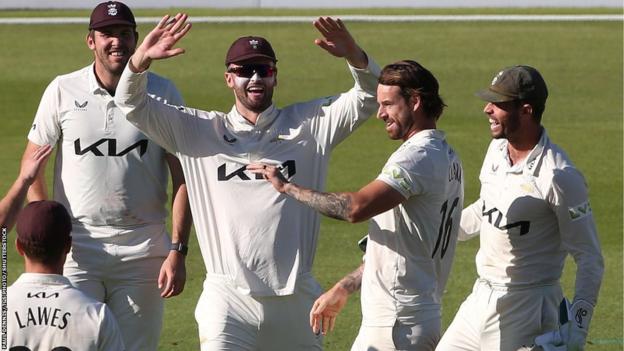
[{"x1": 227, "y1": 64, "x2": 276, "y2": 78}]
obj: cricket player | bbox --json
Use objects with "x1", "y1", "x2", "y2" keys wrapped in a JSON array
[
  {"x1": 250, "y1": 60, "x2": 464, "y2": 351},
  {"x1": 20, "y1": 2, "x2": 192, "y2": 350},
  {"x1": 0, "y1": 144, "x2": 51, "y2": 231},
  {"x1": 8, "y1": 200, "x2": 125, "y2": 351},
  {"x1": 114, "y1": 13, "x2": 380, "y2": 350},
  {"x1": 436, "y1": 65, "x2": 604, "y2": 351}
]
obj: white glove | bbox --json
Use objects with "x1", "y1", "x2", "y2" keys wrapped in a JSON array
[{"x1": 534, "y1": 298, "x2": 594, "y2": 351}]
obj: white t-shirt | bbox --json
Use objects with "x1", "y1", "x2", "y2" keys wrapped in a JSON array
[
  {"x1": 361, "y1": 129, "x2": 464, "y2": 327},
  {"x1": 7, "y1": 273, "x2": 124, "y2": 351},
  {"x1": 459, "y1": 129, "x2": 603, "y2": 304},
  {"x1": 115, "y1": 60, "x2": 381, "y2": 296},
  {"x1": 28, "y1": 64, "x2": 183, "y2": 228}
]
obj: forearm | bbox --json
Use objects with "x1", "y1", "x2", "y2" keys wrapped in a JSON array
[
  {"x1": 283, "y1": 182, "x2": 354, "y2": 222},
  {"x1": 0, "y1": 178, "x2": 30, "y2": 230},
  {"x1": 170, "y1": 184, "x2": 192, "y2": 246},
  {"x1": 336, "y1": 263, "x2": 364, "y2": 294}
]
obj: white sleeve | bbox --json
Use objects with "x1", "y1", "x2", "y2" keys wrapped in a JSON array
[
  {"x1": 28, "y1": 78, "x2": 62, "y2": 146},
  {"x1": 97, "y1": 304, "x2": 126, "y2": 351},
  {"x1": 115, "y1": 65, "x2": 194, "y2": 154},
  {"x1": 551, "y1": 167, "x2": 604, "y2": 306},
  {"x1": 376, "y1": 149, "x2": 423, "y2": 199},
  {"x1": 459, "y1": 199, "x2": 482, "y2": 241},
  {"x1": 308, "y1": 57, "x2": 381, "y2": 149}
]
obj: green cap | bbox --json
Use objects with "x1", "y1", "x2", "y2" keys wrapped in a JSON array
[{"x1": 476, "y1": 65, "x2": 548, "y2": 102}]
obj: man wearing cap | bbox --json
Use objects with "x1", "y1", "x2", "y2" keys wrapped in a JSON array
[
  {"x1": 435, "y1": 65, "x2": 604, "y2": 351},
  {"x1": 8, "y1": 200, "x2": 125, "y2": 351},
  {"x1": 20, "y1": 2, "x2": 192, "y2": 350},
  {"x1": 249, "y1": 60, "x2": 464, "y2": 351},
  {"x1": 114, "y1": 14, "x2": 380, "y2": 350}
]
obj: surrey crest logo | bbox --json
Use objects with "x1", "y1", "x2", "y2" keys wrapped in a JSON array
[
  {"x1": 249, "y1": 39, "x2": 259, "y2": 49},
  {"x1": 491, "y1": 70, "x2": 504, "y2": 86},
  {"x1": 107, "y1": 3, "x2": 118, "y2": 16}
]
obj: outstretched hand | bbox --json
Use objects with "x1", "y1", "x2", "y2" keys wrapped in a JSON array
[
  {"x1": 131, "y1": 13, "x2": 192, "y2": 72},
  {"x1": 313, "y1": 17, "x2": 367, "y2": 69},
  {"x1": 19, "y1": 144, "x2": 52, "y2": 186}
]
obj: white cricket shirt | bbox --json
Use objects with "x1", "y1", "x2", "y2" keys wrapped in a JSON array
[
  {"x1": 115, "y1": 61, "x2": 381, "y2": 296},
  {"x1": 460, "y1": 130, "x2": 603, "y2": 304},
  {"x1": 361, "y1": 129, "x2": 464, "y2": 327},
  {"x1": 7, "y1": 273, "x2": 124, "y2": 350},
  {"x1": 28, "y1": 64, "x2": 183, "y2": 227}
]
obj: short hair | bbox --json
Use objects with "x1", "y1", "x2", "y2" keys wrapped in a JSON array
[{"x1": 378, "y1": 60, "x2": 446, "y2": 120}]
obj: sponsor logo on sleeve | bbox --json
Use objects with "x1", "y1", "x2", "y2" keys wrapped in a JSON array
[{"x1": 568, "y1": 201, "x2": 592, "y2": 221}]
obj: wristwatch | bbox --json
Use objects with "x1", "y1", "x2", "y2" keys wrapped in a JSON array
[{"x1": 170, "y1": 242, "x2": 188, "y2": 256}]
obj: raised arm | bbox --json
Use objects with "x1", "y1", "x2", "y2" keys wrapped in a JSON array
[
  {"x1": 1, "y1": 144, "x2": 52, "y2": 230},
  {"x1": 129, "y1": 13, "x2": 191, "y2": 73},
  {"x1": 313, "y1": 17, "x2": 367, "y2": 69},
  {"x1": 247, "y1": 164, "x2": 404, "y2": 223}
]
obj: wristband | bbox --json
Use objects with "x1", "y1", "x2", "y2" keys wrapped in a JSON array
[{"x1": 170, "y1": 242, "x2": 188, "y2": 256}]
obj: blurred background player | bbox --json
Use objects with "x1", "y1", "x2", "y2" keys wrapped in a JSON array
[
  {"x1": 8, "y1": 200, "x2": 124, "y2": 351},
  {"x1": 436, "y1": 65, "x2": 604, "y2": 351},
  {"x1": 115, "y1": 13, "x2": 380, "y2": 350},
  {"x1": 250, "y1": 60, "x2": 464, "y2": 351},
  {"x1": 19, "y1": 2, "x2": 192, "y2": 350}
]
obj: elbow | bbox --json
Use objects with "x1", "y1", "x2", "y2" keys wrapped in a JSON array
[{"x1": 345, "y1": 205, "x2": 370, "y2": 223}]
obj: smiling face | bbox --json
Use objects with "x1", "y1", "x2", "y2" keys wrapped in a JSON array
[
  {"x1": 87, "y1": 24, "x2": 137, "y2": 77},
  {"x1": 225, "y1": 59, "x2": 277, "y2": 115},
  {"x1": 483, "y1": 101, "x2": 523, "y2": 140},
  {"x1": 376, "y1": 84, "x2": 418, "y2": 141}
]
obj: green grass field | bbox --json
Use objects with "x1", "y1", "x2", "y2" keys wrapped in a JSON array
[{"x1": 0, "y1": 8, "x2": 621, "y2": 350}]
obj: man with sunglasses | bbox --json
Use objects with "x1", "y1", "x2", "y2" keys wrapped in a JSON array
[{"x1": 115, "y1": 13, "x2": 380, "y2": 350}]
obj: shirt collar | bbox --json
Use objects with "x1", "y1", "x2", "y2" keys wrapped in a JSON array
[
  {"x1": 87, "y1": 63, "x2": 111, "y2": 96},
  {"x1": 226, "y1": 103, "x2": 279, "y2": 132},
  {"x1": 14, "y1": 273, "x2": 72, "y2": 286},
  {"x1": 499, "y1": 128, "x2": 549, "y2": 176},
  {"x1": 405, "y1": 129, "x2": 446, "y2": 144}
]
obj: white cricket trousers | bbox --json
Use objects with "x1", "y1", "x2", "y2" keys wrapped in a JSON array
[
  {"x1": 64, "y1": 223, "x2": 170, "y2": 351},
  {"x1": 351, "y1": 309, "x2": 441, "y2": 351},
  {"x1": 436, "y1": 279, "x2": 562, "y2": 351},
  {"x1": 195, "y1": 273, "x2": 324, "y2": 351}
]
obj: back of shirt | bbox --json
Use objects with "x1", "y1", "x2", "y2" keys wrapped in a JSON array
[
  {"x1": 7, "y1": 273, "x2": 124, "y2": 351},
  {"x1": 362, "y1": 129, "x2": 464, "y2": 327}
]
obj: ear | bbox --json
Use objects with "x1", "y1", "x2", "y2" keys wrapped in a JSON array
[
  {"x1": 224, "y1": 72, "x2": 235, "y2": 88},
  {"x1": 86, "y1": 31, "x2": 96, "y2": 50},
  {"x1": 520, "y1": 103, "x2": 534, "y2": 119},
  {"x1": 410, "y1": 94, "x2": 421, "y2": 113},
  {"x1": 15, "y1": 239, "x2": 25, "y2": 257}
]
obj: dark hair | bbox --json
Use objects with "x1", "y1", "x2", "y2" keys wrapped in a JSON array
[
  {"x1": 378, "y1": 60, "x2": 446, "y2": 120},
  {"x1": 17, "y1": 239, "x2": 68, "y2": 265}
]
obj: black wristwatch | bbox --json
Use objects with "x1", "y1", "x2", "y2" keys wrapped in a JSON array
[{"x1": 170, "y1": 242, "x2": 188, "y2": 256}]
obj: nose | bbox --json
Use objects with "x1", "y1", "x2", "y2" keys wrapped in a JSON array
[
  {"x1": 376, "y1": 106, "x2": 386, "y2": 120},
  {"x1": 483, "y1": 102, "x2": 494, "y2": 114},
  {"x1": 249, "y1": 72, "x2": 261, "y2": 82}
]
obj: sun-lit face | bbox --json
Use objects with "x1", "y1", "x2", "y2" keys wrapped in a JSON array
[
  {"x1": 87, "y1": 25, "x2": 137, "y2": 77},
  {"x1": 376, "y1": 84, "x2": 417, "y2": 141},
  {"x1": 483, "y1": 101, "x2": 522, "y2": 140},
  {"x1": 225, "y1": 59, "x2": 277, "y2": 114}
]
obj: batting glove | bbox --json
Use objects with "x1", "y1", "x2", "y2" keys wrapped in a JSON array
[{"x1": 535, "y1": 298, "x2": 594, "y2": 351}]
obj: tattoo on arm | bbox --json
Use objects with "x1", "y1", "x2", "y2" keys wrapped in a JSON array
[
  {"x1": 338, "y1": 264, "x2": 364, "y2": 294},
  {"x1": 286, "y1": 184, "x2": 352, "y2": 221}
]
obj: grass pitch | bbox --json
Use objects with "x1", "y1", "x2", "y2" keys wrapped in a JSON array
[{"x1": 0, "y1": 8, "x2": 621, "y2": 351}]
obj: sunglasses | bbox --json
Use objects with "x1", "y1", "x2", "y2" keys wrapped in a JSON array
[{"x1": 227, "y1": 64, "x2": 276, "y2": 78}]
